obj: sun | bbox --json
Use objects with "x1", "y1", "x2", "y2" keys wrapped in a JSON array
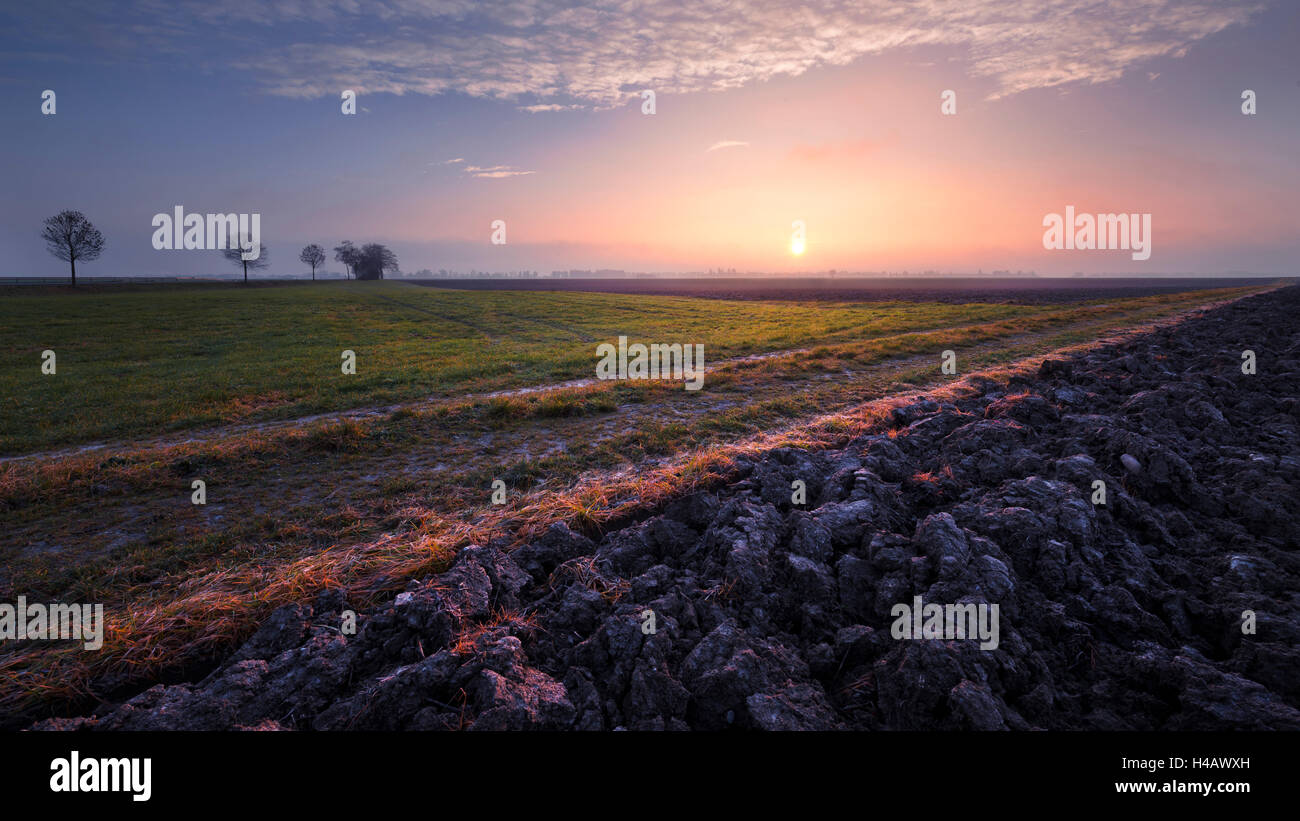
[{"x1": 790, "y1": 237, "x2": 806, "y2": 256}]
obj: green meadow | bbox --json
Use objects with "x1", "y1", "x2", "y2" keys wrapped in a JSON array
[{"x1": 0, "y1": 280, "x2": 1042, "y2": 454}]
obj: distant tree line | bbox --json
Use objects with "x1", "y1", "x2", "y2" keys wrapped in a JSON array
[{"x1": 39, "y1": 210, "x2": 399, "y2": 285}]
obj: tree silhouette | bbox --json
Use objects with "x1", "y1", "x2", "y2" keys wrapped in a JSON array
[
  {"x1": 355, "y1": 243, "x2": 399, "y2": 280},
  {"x1": 221, "y1": 237, "x2": 268, "y2": 284},
  {"x1": 333, "y1": 241, "x2": 359, "y2": 280},
  {"x1": 299, "y1": 244, "x2": 325, "y2": 280},
  {"x1": 41, "y1": 210, "x2": 105, "y2": 286}
]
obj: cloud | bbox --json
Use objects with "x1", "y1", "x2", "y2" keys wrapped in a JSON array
[
  {"x1": 23, "y1": 1, "x2": 1269, "y2": 105},
  {"x1": 442, "y1": 161, "x2": 536, "y2": 179},
  {"x1": 706, "y1": 140, "x2": 749, "y2": 152},
  {"x1": 518, "y1": 103, "x2": 582, "y2": 113}
]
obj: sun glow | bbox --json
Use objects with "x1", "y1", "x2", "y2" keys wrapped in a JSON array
[{"x1": 790, "y1": 237, "x2": 806, "y2": 256}]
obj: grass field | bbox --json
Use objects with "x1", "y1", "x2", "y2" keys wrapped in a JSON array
[
  {"x1": 0, "y1": 280, "x2": 1045, "y2": 455},
  {"x1": 0, "y1": 278, "x2": 1280, "y2": 724}
]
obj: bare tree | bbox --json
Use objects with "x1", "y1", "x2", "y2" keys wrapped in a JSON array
[
  {"x1": 221, "y1": 237, "x2": 269, "y2": 284},
  {"x1": 299, "y1": 244, "x2": 325, "y2": 280},
  {"x1": 333, "y1": 241, "x2": 359, "y2": 280},
  {"x1": 355, "y1": 243, "x2": 399, "y2": 280},
  {"x1": 41, "y1": 210, "x2": 105, "y2": 286}
]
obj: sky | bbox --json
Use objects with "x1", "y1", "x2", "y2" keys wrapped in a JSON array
[{"x1": 1, "y1": 0, "x2": 1297, "y2": 277}]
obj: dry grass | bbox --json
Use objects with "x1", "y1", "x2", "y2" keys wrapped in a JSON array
[
  {"x1": 450, "y1": 608, "x2": 541, "y2": 656},
  {"x1": 548, "y1": 555, "x2": 632, "y2": 604}
]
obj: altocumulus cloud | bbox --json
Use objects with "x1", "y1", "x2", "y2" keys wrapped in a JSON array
[{"x1": 24, "y1": 0, "x2": 1268, "y2": 106}]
